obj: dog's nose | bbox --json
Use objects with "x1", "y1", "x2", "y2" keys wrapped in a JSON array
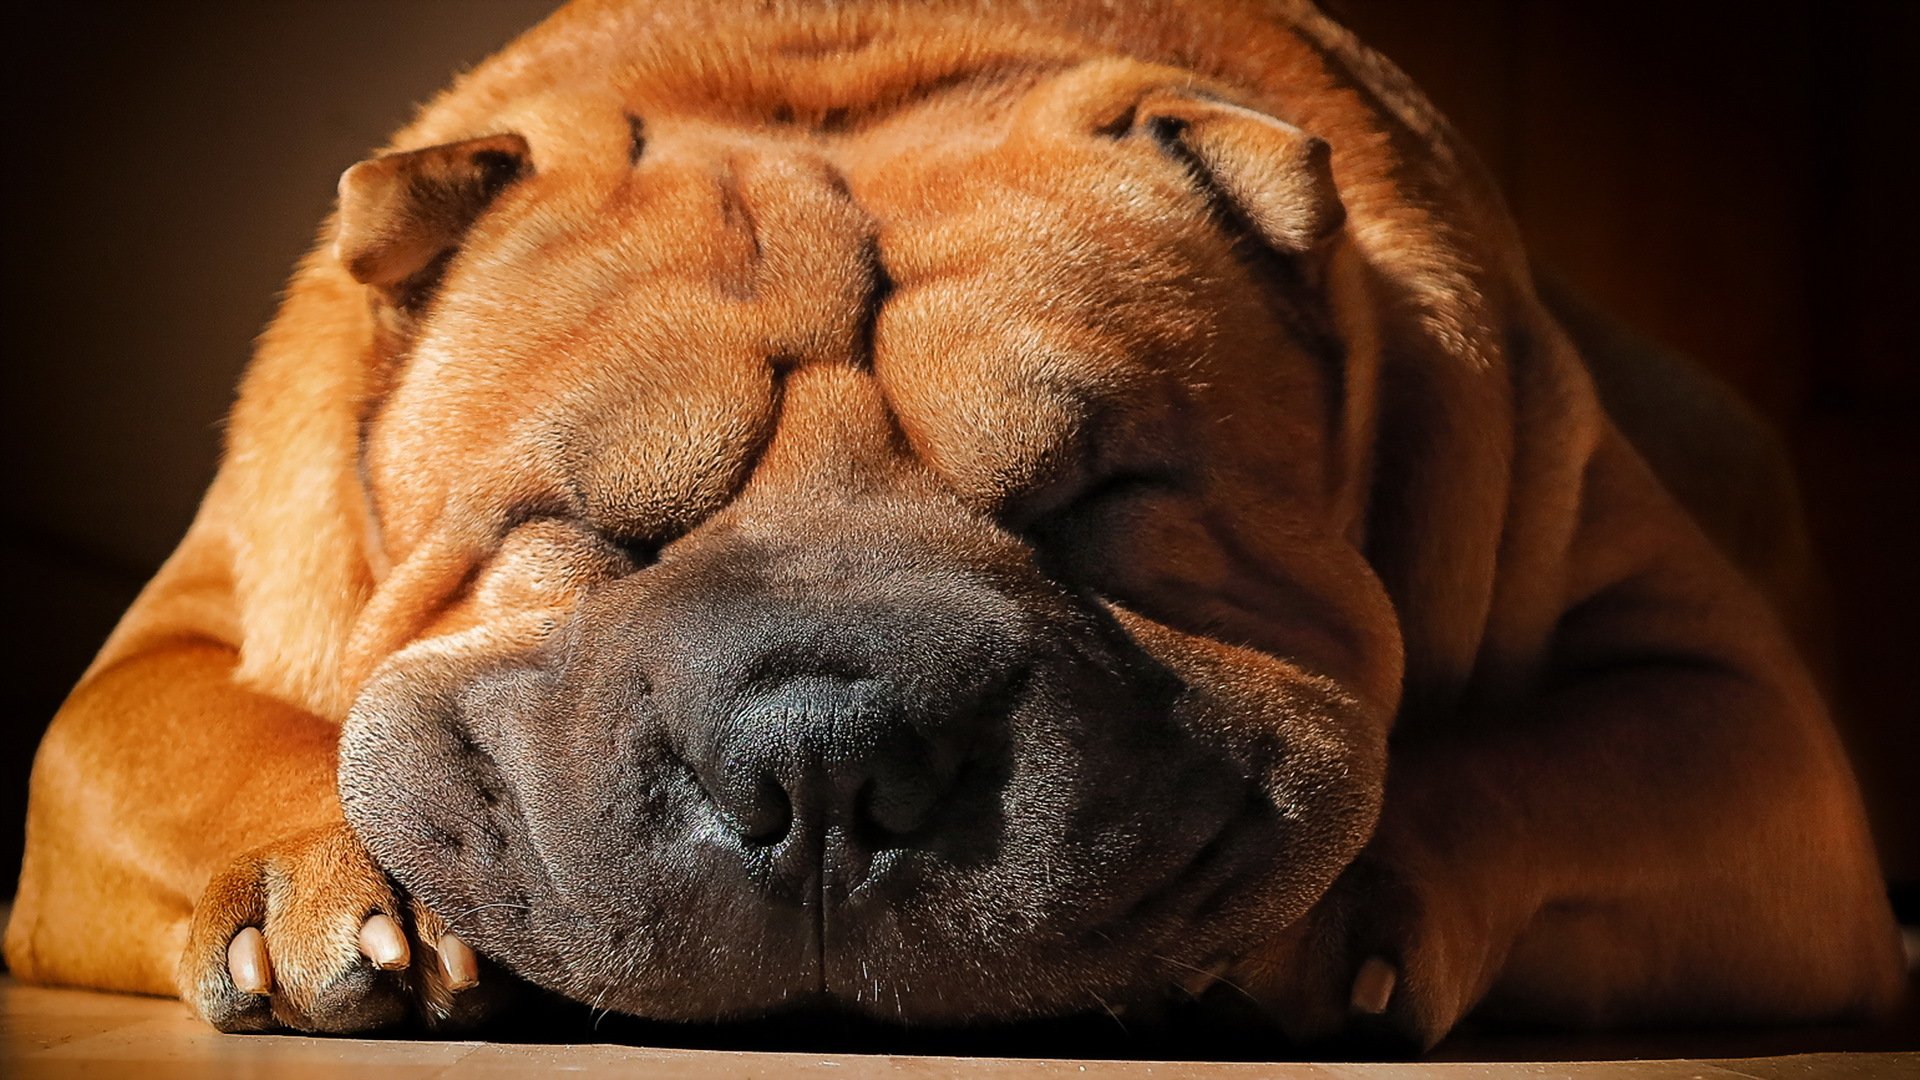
[
  {"x1": 613, "y1": 514, "x2": 1032, "y2": 892},
  {"x1": 703, "y1": 673, "x2": 958, "y2": 849}
]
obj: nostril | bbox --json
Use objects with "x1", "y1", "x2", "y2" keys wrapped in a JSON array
[{"x1": 728, "y1": 772, "x2": 793, "y2": 846}]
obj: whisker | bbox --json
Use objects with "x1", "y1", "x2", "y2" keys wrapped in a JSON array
[
  {"x1": 588, "y1": 981, "x2": 613, "y2": 1031},
  {"x1": 444, "y1": 900, "x2": 535, "y2": 931},
  {"x1": 1154, "y1": 953, "x2": 1260, "y2": 1006}
]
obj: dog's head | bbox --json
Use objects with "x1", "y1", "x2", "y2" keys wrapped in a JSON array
[{"x1": 317, "y1": 52, "x2": 1424, "y2": 1023}]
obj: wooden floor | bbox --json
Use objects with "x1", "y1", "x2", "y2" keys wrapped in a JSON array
[{"x1": 2, "y1": 977, "x2": 1913, "y2": 1079}]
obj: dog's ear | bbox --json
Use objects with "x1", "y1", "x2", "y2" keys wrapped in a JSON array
[
  {"x1": 1130, "y1": 91, "x2": 1346, "y2": 255},
  {"x1": 333, "y1": 133, "x2": 531, "y2": 313},
  {"x1": 1022, "y1": 63, "x2": 1346, "y2": 257}
]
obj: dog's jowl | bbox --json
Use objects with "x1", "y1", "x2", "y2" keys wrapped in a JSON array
[{"x1": 6, "y1": 0, "x2": 1903, "y2": 1050}]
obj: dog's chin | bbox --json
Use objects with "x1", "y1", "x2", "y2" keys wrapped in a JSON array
[{"x1": 337, "y1": 628, "x2": 1372, "y2": 1025}]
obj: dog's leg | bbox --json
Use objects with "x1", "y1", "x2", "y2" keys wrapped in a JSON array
[
  {"x1": 1238, "y1": 433, "x2": 1907, "y2": 1049},
  {"x1": 1255, "y1": 676, "x2": 1903, "y2": 1050},
  {"x1": 5, "y1": 643, "x2": 503, "y2": 1032}
]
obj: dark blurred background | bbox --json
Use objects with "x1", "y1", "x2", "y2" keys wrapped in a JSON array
[{"x1": 4, "y1": 1, "x2": 1915, "y2": 911}]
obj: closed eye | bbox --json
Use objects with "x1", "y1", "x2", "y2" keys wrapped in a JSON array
[
  {"x1": 1007, "y1": 466, "x2": 1178, "y2": 536},
  {"x1": 1072, "y1": 469, "x2": 1171, "y2": 507},
  {"x1": 610, "y1": 534, "x2": 666, "y2": 571}
]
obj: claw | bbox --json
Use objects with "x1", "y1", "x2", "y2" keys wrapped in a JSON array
[
  {"x1": 227, "y1": 927, "x2": 272, "y2": 995},
  {"x1": 437, "y1": 934, "x2": 479, "y2": 991},
  {"x1": 1350, "y1": 955, "x2": 1397, "y2": 1015},
  {"x1": 359, "y1": 914, "x2": 411, "y2": 970}
]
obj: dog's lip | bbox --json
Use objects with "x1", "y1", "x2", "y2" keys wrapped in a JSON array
[
  {"x1": 1130, "y1": 796, "x2": 1269, "y2": 918},
  {"x1": 351, "y1": 632, "x2": 1299, "y2": 1023}
]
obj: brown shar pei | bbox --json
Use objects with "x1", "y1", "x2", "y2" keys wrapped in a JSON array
[{"x1": 5, "y1": 0, "x2": 1905, "y2": 1050}]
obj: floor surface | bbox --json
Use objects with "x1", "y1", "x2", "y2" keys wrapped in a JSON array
[{"x1": 4, "y1": 977, "x2": 1915, "y2": 1078}]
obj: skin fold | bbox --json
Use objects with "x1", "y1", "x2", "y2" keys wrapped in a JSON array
[{"x1": 6, "y1": 0, "x2": 1904, "y2": 1049}]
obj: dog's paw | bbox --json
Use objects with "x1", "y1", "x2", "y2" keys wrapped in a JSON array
[
  {"x1": 1232, "y1": 851, "x2": 1506, "y2": 1055},
  {"x1": 179, "y1": 822, "x2": 509, "y2": 1033}
]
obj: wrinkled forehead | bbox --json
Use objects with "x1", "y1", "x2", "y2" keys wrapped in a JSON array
[{"x1": 362, "y1": 77, "x2": 1290, "y2": 549}]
